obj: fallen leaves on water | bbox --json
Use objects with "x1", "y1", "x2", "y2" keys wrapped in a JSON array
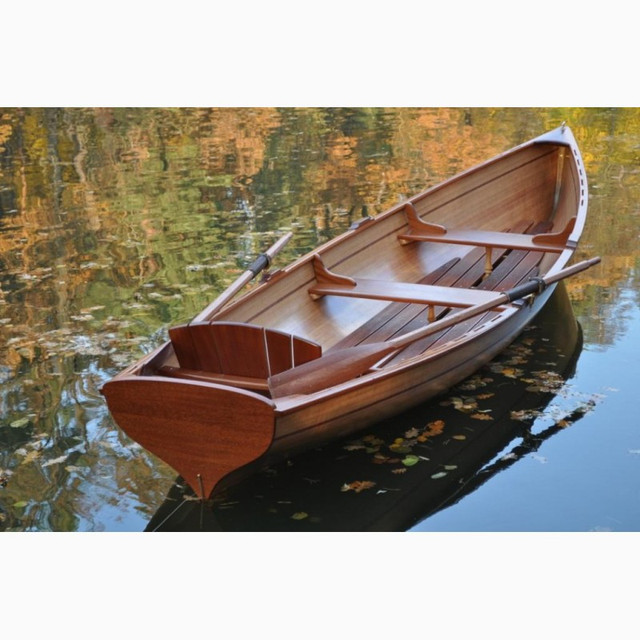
[
  {"x1": 452, "y1": 435, "x2": 467, "y2": 440},
  {"x1": 526, "y1": 370, "x2": 565, "y2": 393},
  {"x1": 441, "y1": 397, "x2": 479, "y2": 413},
  {"x1": 456, "y1": 374, "x2": 494, "y2": 391},
  {"x1": 341, "y1": 480, "x2": 376, "y2": 493},
  {"x1": 423, "y1": 419, "x2": 445, "y2": 437},
  {"x1": 392, "y1": 468, "x2": 407, "y2": 475},
  {"x1": 431, "y1": 472, "x2": 448, "y2": 480},
  {"x1": 470, "y1": 412, "x2": 493, "y2": 421},
  {"x1": 402, "y1": 455, "x2": 420, "y2": 467},
  {"x1": 291, "y1": 512, "x2": 308, "y2": 520}
]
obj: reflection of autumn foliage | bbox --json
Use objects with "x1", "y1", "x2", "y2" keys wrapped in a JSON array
[
  {"x1": 1, "y1": 106, "x2": 639, "y2": 366},
  {"x1": 0, "y1": 106, "x2": 639, "y2": 531},
  {"x1": 194, "y1": 107, "x2": 281, "y2": 178}
]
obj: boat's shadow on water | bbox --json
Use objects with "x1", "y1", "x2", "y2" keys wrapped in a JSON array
[{"x1": 146, "y1": 286, "x2": 589, "y2": 532}]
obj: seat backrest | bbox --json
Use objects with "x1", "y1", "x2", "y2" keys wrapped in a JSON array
[{"x1": 168, "y1": 322, "x2": 322, "y2": 378}]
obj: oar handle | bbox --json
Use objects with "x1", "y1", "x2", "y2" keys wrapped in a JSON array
[
  {"x1": 193, "y1": 232, "x2": 293, "y2": 323},
  {"x1": 504, "y1": 257, "x2": 601, "y2": 302},
  {"x1": 248, "y1": 232, "x2": 294, "y2": 275}
]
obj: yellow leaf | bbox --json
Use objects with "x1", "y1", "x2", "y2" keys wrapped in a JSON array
[
  {"x1": 452, "y1": 435, "x2": 467, "y2": 440},
  {"x1": 291, "y1": 512, "x2": 308, "y2": 520}
]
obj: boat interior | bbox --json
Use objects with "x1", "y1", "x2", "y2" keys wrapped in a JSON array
[{"x1": 146, "y1": 139, "x2": 583, "y2": 397}]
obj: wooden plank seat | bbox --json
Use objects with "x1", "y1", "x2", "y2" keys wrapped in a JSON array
[
  {"x1": 164, "y1": 322, "x2": 322, "y2": 392},
  {"x1": 308, "y1": 254, "x2": 505, "y2": 322},
  {"x1": 398, "y1": 202, "x2": 576, "y2": 276}
]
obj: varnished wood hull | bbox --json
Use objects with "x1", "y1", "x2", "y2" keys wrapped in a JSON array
[{"x1": 101, "y1": 125, "x2": 589, "y2": 499}]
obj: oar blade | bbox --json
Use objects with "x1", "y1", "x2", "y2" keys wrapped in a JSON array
[{"x1": 268, "y1": 342, "x2": 395, "y2": 398}]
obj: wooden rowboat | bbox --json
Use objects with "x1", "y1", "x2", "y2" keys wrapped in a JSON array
[{"x1": 101, "y1": 124, "x2": 598, "y2": 500}]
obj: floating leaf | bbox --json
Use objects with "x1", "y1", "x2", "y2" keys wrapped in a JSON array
[
  {"x1": 392, "y1": 468, "x2": 407, "y2": 475},
  {"x1": 341, "y1": 480, "x2": 376, "y2": 493},
  {"x1": 402, "y1": 455, "x2": 420, "y2": 467},
  {"x1": 10, "y1": 417, "x2": 30, "y2": 429},
  {"x1": 291, "y1": 512, "x2": 308, "y2": 520},
  {"x1": 444, "y1": 465, "x2": 458, "y2": 471},
  {"x1": 431, "y1": 472, "x2": 448, "y2": 480},
  {"x1": 389, "y1": 443, "x2": 411, "y2": 454},
  {"x1": 424, "y1": 420, "x2": 445, "y2": 436},
  {"x1": 476, "y1": 393, "x2": 494, "y2": 400},
  {"x1": 452, "y1": 435, "x2": 467, "y2": 440},
  {"x1": 471, "y1": 413, "x2": 493, "y2": 421},
  {"x1": 404, "y1": 427, "x2": 419, "y2": 439}
]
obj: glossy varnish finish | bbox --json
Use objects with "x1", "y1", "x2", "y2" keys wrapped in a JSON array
[{"x1": 101, "y1": 125, "x2": 590, "y2": 499}]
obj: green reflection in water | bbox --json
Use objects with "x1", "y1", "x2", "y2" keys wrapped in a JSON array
[{"x1": 0, "y1": 107, "x2": 638, "y2": 530}]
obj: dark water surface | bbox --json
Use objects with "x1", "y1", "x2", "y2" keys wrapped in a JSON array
[{"x1": 1, "y1": 107, "x2": 639, "y2": 532}]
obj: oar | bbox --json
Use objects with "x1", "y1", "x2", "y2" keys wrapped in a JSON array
[
  {"x1": 268, "y1": 256, "x2": 601, "y2": 398},
  {"x1": 193, "y1": 232, "x2": 293, "y2": 323}
]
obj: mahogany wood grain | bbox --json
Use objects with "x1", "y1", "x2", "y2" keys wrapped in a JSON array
[
  {"x1": 169, "y1": 322, "x2": 321, "y2": 379},
  {"x1": 101, "y1": 376, "x2": 275, "y2": 499}
]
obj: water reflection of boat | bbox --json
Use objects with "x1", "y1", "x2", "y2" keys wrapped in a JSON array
[
  {"x1": 103, "y1": 125, "x2": 597, "y2": 502},
  {"x1": 146, "y1": 284, "x2": 585, "y2": 531}
]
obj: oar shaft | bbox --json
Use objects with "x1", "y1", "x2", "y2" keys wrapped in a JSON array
[
  {"x1": 193, "y1": 232, "x2": 293, "y2": 323},
  {"x1": 268, "y1": 256, "x2": 600, "y2": 398},
  {"x1": 386, "y1": 257, "x2": 600, "y2": 352}
]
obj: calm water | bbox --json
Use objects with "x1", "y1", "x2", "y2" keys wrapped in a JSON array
[{"x1": 1, "y1": 107, "x2": 639, "y2": 532}]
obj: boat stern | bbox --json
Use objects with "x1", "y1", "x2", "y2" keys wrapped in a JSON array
[{"x1": 101, "y1": 376, "x2": 276, "y2": 499}]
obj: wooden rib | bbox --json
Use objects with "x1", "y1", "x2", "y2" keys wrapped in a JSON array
[{"x1": 531, "y1": 216, "x2": 576, "y2": 246}]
